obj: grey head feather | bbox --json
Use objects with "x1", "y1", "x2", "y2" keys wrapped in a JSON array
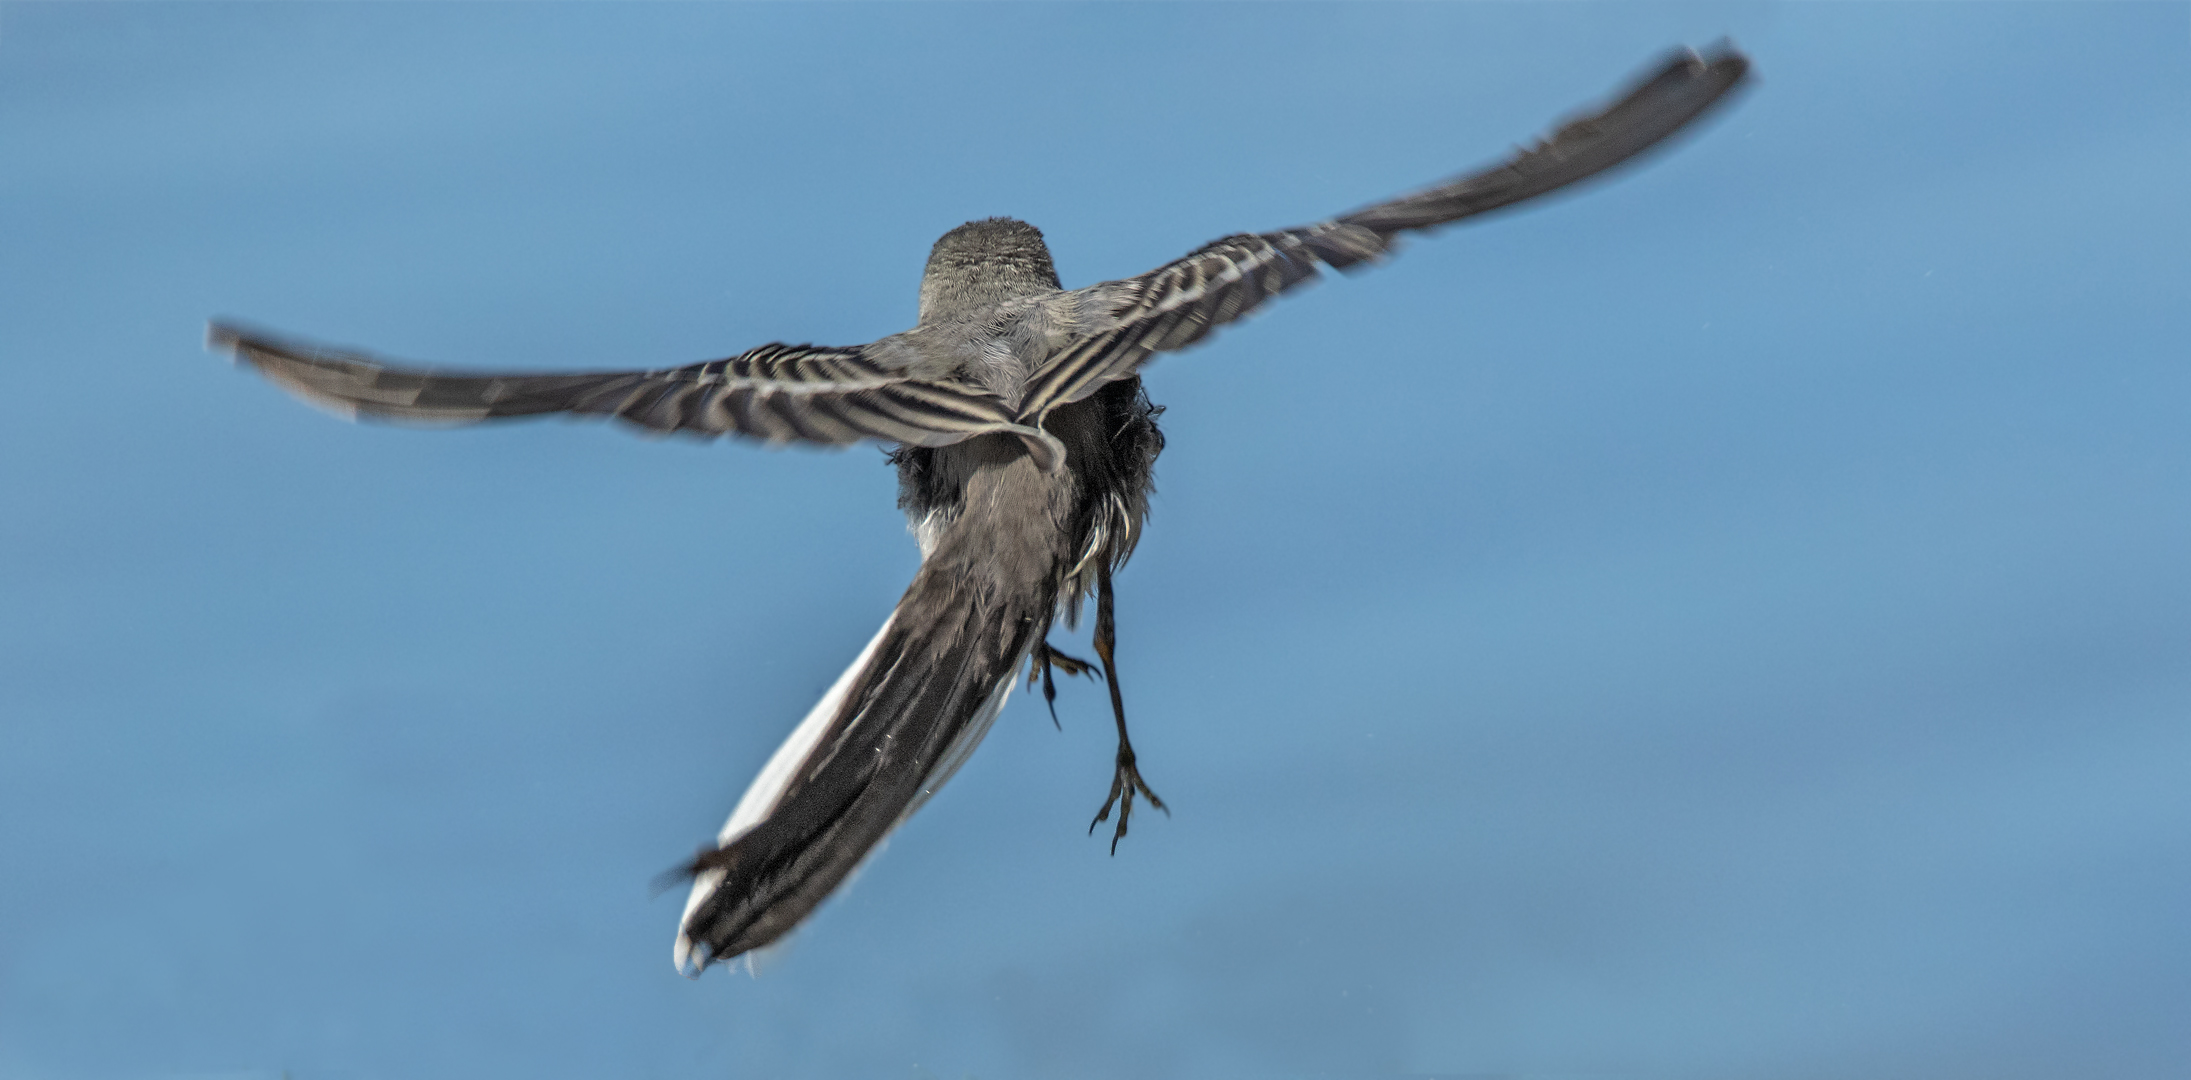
[{"x1": 918, "y1": 218, "x2": 1063, "y2": 326}]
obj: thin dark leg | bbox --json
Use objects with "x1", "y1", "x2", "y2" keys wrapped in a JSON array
[{"x1": 1088, "y1": 560, "x2": 1166, "y2": 854}]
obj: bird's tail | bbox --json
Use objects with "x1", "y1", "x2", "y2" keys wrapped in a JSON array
[{"x1": 673, "y1": 446, "x2": 1064, "y2": 974}]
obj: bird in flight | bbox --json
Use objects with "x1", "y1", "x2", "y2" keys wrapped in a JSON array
[{"x1": 212, "y1": 45, "x2": 1750, "y2": 976}]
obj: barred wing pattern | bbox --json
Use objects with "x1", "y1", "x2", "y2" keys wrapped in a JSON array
[
  {"x1": 1015, "y1": 45, "x2": 1750, "y2": 426},
  {"x1": 210, "y1": 323, "x2": 1048, "y2": 457}
]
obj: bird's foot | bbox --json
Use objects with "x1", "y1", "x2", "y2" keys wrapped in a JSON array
[
  {"x1": 1028, "y1": 640, "x2": 1101, "y2": 728},
  {"x1": 1089, "y1": 748, "x2": 1167, "y2": 855},
  {"x1": 1040, "y1": 642, "x2": 1099, "y2": 681}
]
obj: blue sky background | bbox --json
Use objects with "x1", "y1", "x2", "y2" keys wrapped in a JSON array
[{"x1": 3, "y1": 4, "x2": 2188, "y2": 1078}]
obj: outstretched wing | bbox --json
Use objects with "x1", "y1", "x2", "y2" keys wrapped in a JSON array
[
  {"x1": 211, "y1": 322, "x2": 1048, "y2": 456},
  {"x1": 1015, "y1": 44, "x2": 1751, "y2": 425}
]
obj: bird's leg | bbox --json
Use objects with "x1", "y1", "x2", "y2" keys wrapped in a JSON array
[
  {"x1": 1027, "y1": 640, "x2": 1101, "y2": 729},
  {"x1": 1088, "y1": 560, "x2": 1166, "y2": 854}
]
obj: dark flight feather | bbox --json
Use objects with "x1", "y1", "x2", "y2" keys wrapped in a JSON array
[{"x1": 1013, "y1": 45, "x2": 1751, "y2": 427}]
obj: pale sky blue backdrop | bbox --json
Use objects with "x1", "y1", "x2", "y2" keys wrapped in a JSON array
[{"x1": 4, "y1": 4, "x2": 2188, "y2": 1079}]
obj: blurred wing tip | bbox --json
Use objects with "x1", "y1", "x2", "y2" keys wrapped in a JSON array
[
  {"x1": 204, "y1": 320, "x2": 241, "y2": 354},
  {"x1": 1699, "y1": 38, "x2": 1750, "y2": 66},
  {"x1": 205, "y1": 318, "x2": 295, "y2": 359},
  {"x1": 205, "y1": 320, "x2": 281, "y2": 371},
  {"x1": 1681, "y1": 39, "x2": 1753, "y2": 88},
  {"x1": 1625, "y1": 42, "x2": 1751, "y2": 104}
]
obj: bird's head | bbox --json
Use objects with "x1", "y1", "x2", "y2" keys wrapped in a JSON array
[{"x1": 918, "y1": 217, "x2": 1062, "y2": 324}]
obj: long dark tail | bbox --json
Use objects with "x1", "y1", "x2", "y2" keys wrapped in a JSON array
[{"x1": 674, "y1": 443, "x2": 1065, "y2": 973}]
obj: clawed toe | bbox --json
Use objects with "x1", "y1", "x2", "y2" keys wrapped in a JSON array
[
  {"x1": 1028, "y1": 639, "x2": 1101, "y2": 728},
  {"x1": 1042, "y1": 643, "x2": 1099, "y2": 680},
  {"x1": 1089, "y1": 750, "x2": 1167, "y2": 855}
]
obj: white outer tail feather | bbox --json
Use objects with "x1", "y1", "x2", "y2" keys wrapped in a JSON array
[
  {"x1": 673, "y1": 616, "x2": 893, "y2": 976},
  {"x1": 672, "y1": 613, "x2": 1029, "y2": 975}
]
